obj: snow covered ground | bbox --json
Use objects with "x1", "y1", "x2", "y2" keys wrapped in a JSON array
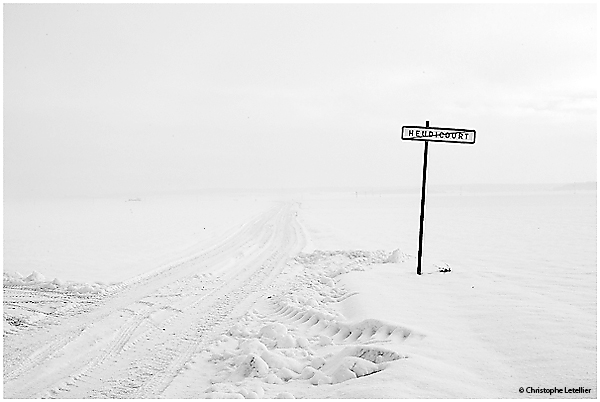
[
  {"x1": 3, "y1": 189, "x2": 596, "y2": 398},
  {"x1": 4, "y1": 194, "x2": 271, "y2": 284}
]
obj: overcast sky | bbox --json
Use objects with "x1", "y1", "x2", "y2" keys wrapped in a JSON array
[{"x1": 4, "y1": 3, "x2": 596, "y2": 198}]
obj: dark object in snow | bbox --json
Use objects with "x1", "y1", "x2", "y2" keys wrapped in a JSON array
[
  {"x1": 4, "y1": 314, "x2": 29, "y2": 327},
  {"x1": 435, "y1": 263, "x2": 452, "y2": 273}
]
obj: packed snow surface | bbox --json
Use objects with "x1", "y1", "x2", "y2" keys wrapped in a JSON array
[{"x1": 3, "y1": 190, "x2": 596, "y2": 398}]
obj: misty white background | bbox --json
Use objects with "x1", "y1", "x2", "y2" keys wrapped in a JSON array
[{"x1": 4, "y1": 4, "x2": 596, "y2": 198}]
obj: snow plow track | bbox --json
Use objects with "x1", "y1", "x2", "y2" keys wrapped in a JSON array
[{"x1": 3, "y1": 202, "x2": 305, "y2": 399}]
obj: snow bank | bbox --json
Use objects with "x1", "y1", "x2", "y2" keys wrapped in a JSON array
[
  {"x1": 196, "y1": 249, "x2": 411, "y2": 398},
  {"x1": 4, "y1": 270, "x2": 111, "y2": 295}
]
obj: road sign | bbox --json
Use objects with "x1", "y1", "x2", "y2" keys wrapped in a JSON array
[
  {"x1": 401, "y1": 125, "x2": 476, "y2": 144},
  {"x1": 401, "y1": 121, "x2": 476, "y2": 275}
]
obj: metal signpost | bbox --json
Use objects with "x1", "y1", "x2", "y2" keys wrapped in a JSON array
[{"x1": 401, "y1": 121, "x2": 476, "y2": 275}]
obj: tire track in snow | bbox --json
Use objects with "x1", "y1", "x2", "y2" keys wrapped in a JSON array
[
  {"x1": 3, "y1": 201, "x2": 304, "y2": 399},
  {"x1": 112, "y1": 202, "x2": 303, "y2": 398},
  {"x1": 4, "y1": 205, "x2": 279, "y2": 397},
  {"x1": 189, "y1": 249, "x2": 414, "y2": 398},
  {"x1": 3, "y1": 289, "x2": 107, "y2": 382}
]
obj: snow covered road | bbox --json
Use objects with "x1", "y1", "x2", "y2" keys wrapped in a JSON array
[{"x1": 4, "y1": 201, "x2": 307, "y2": 398}]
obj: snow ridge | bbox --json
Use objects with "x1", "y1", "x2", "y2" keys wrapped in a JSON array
[{"x1": 195, "y1": 249, "x2": 413, "y2": 399}]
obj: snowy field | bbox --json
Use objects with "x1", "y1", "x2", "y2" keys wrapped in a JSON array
[
  {"x1": 4, "y1": 194, "x2": 272, "y2": 284},
  {"x1": 3, "y1": 188, "x2": 596, "y2": 398}
]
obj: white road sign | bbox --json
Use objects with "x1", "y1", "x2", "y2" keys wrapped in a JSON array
[{"x1": 402, "y1": 125, "x2": 476, "y2": 144}]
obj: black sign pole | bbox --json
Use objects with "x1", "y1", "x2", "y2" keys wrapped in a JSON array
[{"x1": 416, "y1": 121, "x2": 430, "y2": 275}]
